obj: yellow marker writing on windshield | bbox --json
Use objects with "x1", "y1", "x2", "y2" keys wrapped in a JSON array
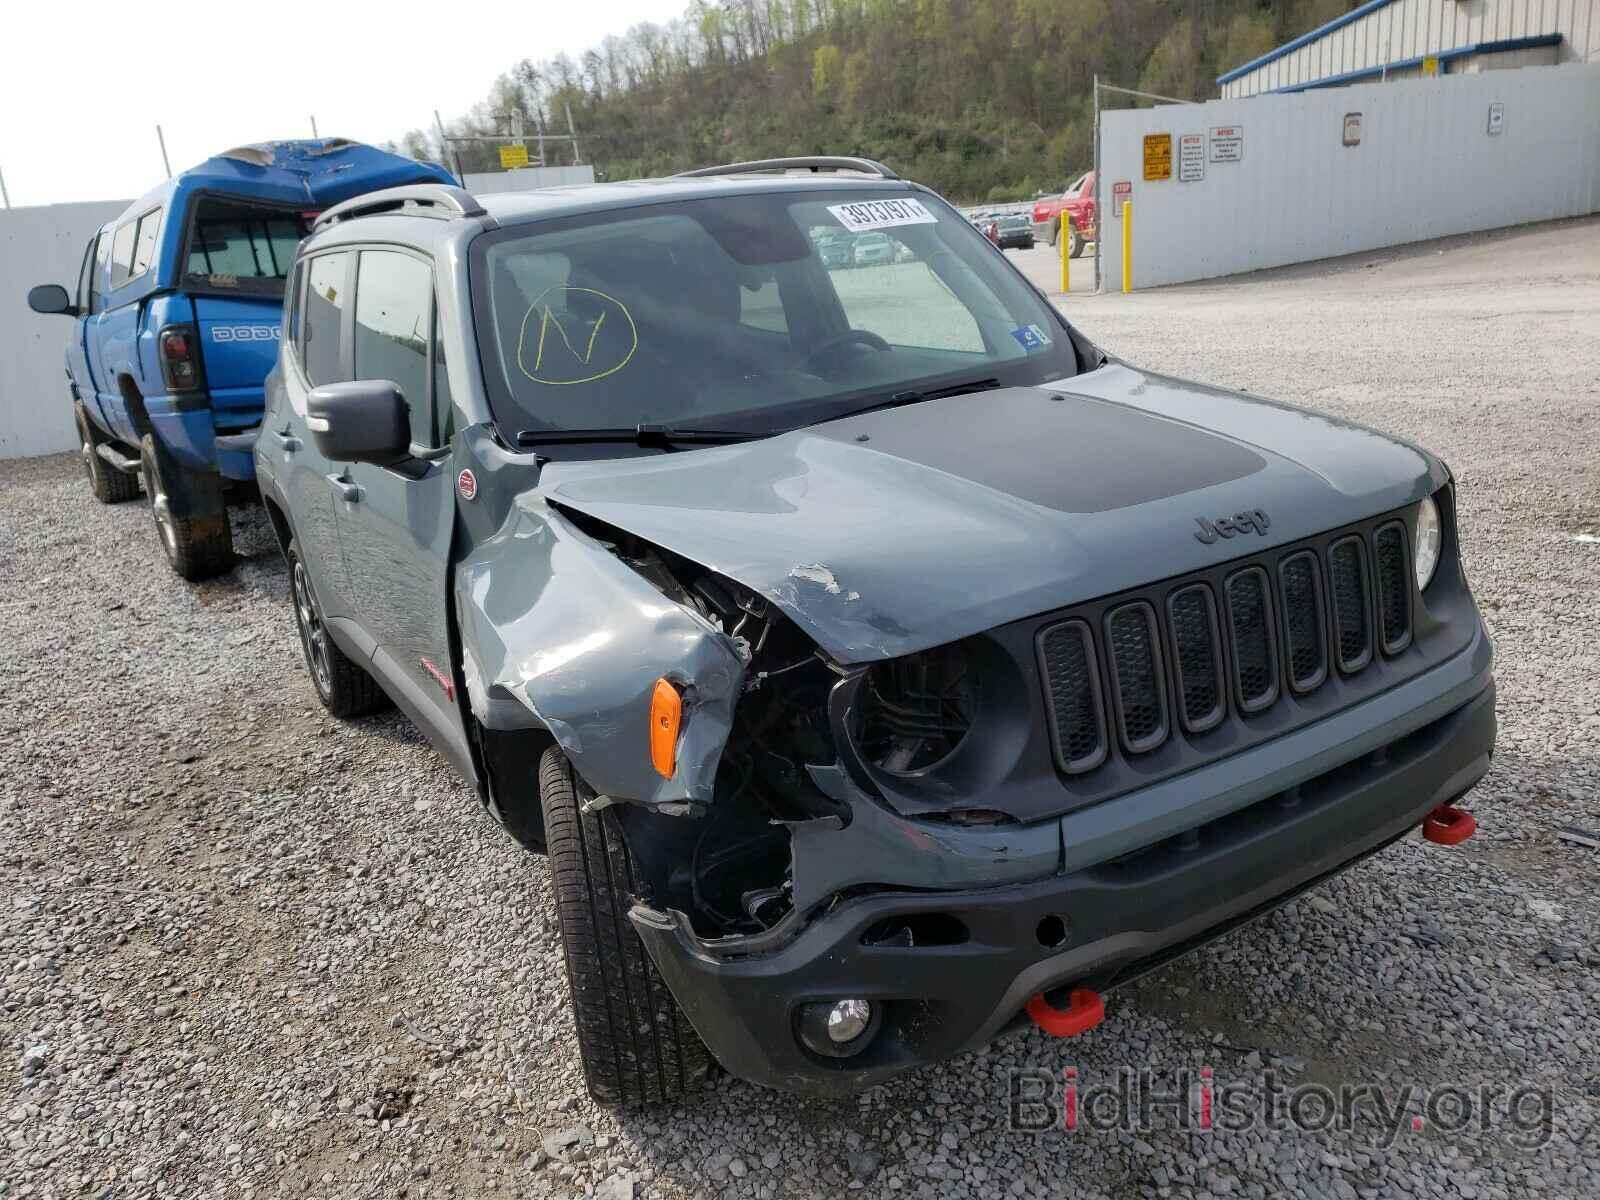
[{"x1": 517, "y1": 286, "x2": 638, "y2": 385}]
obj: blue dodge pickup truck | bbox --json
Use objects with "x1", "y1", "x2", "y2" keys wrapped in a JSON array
[{"x1": 28, "y1": 139, "x2": 454, "y2": 579}]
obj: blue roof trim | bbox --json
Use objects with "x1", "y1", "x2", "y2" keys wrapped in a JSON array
[
  {"x1": 1265, "y1": 34, "x2": 1563, "y2": 94},
  {"x1": 1217, "y1": 0, "x2": 1399, "y2": 85}
]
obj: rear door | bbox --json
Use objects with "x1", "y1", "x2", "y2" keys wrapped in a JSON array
[
  {"x1": 92, "y1": 217, "x2": 144, "y2": 442},
  {"x1": 276, "y1": 249, "x2": 356, "y2": 621},
  {"x1": 335, "y1": 246, "x2": 470, "y2": 775}
]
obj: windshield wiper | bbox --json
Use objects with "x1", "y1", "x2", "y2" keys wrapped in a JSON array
[
  {"x1": 833, "y1": 376, "x2": 1002, "y2": 421},
  {"x1": 515, "y1": 424, "x2": 764, "y2": 449}
]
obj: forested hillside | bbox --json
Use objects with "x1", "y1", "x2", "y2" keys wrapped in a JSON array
[{"x1": 401, "y1": 0, "x2": 1358, "y2": 203}]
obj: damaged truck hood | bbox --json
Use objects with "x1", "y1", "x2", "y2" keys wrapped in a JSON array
[{"x1": 544, "y1": 362, "x2": 1444, "y2": 662}]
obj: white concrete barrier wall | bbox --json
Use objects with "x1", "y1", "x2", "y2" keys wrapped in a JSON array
[
  {"x1": 1099, "y1": 63, "x2": 1600, "y2": 291},
  {"x1": 2, "y1": 200, "x2": 128, "y2": 458}
]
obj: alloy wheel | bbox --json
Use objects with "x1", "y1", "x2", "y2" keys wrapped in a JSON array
[{"x1": 292, "y1": 559, "x2": 334, "y2": 696}]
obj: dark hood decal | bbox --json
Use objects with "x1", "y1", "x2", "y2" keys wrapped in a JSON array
[{"x1": 544, "y1": 364, "x2": 1443, "y2": 662}]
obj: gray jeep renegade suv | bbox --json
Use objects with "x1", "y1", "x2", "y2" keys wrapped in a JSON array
[{"x1": 254, "y1": 158, "x2": 1495, "y2": 1105}]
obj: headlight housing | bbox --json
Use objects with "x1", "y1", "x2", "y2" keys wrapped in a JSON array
[
  {"x1": 1414, "y1": 494, "x2": 1443, "y2": 591},
  {"x1": 851, "y1": 643, "x2": 977, "y2": 776}
]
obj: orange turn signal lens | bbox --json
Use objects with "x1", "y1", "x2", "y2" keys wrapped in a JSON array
[{"x1": 649, "y1": 678, "x2": 682, "y2": 778}]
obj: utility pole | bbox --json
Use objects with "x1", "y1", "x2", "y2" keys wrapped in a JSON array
[
  {"x1": 0, "y1": 165, "x2": 11, "y2": 210},
  {"x1": 565, "y1": 103, "x2": 584, "y2": 165},
  {"x1": 310, "y1": 115, "x2": 320, "y2": 138},
  {"x1": 156, "y1": 124, "x2": 173, "y2": 179},
  {"x1": 434, "y1": 110, "x2": 464, "y2": 180}
]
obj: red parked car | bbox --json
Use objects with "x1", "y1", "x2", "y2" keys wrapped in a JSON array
[{"x1": 1032, "y1": 170, "x2": 1097, "y2": 258}]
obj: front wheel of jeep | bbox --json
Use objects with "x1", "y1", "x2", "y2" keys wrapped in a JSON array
[{"x1": 539, "y1": 746, "x2": 712, "y2": 1105}]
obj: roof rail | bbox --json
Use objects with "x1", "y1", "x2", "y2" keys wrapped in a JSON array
[
  {"x1": 313, "y1": 184, "x2": 486, "y2": 231},
  {"x1": 677, "y1": 156, "x2": 899, "y2": 181}
]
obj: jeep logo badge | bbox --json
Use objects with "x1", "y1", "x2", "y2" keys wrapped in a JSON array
[{"x1": 1194, "y1": 510, "x2": 1270, "y2": 544}]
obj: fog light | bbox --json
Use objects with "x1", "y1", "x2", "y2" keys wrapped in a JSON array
[
  {"x1": 827, "y1": 998, "x2": 872, "y2": 1043},
  {"x1": 796, "y1": 998, "x2": 880, "y2": 1058}
]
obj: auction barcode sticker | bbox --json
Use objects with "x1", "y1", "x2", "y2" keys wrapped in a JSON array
[{"x1": 827, "y1": 198, "x2": 938, "y2": 232}]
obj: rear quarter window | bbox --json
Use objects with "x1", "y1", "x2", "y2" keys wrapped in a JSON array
[{"x1": 108, "y1": 222, "x2": 137, "y2": 289}]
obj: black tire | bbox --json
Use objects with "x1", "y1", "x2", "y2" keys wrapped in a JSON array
[
  {"x1": 76, "y1": 404, "x2": 140, "y2": 504},
  {"x1": 540, "y1": 747, "x2": 712, "y2": 1106},
  {"x1": 1046, "y1": 220, "x2": 1060, "y2": 247},
  {"x1": 286, "y1": 538, "x2": 388, "y2": 718},
  {"x1": 1069, "y1": 231, "x2": 1087, "y2": 259},
  {"x1": 138, "y1": 435, "x2": 233, "y2": 581}
]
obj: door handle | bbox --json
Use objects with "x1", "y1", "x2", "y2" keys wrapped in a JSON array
[
  {"x1": 326, "y1": 472, "x2": 360, "y2": 502},
  {"x1": 273, "y1": 429, "x2": 302, "y2": 453}
]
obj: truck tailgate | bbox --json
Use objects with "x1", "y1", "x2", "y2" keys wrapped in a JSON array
[{"x1": 193, "y1": 296, "x2": 283, "y2": 426}]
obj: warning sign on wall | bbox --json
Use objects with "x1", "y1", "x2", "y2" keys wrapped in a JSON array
[
  {"x1": 1143, "y1": 134, "x2": 1172, "y2": 181},
  {"x1": 499, "y1": 144, "x2": 530, "y2": 169},
  {"x1": 1208, "y1": 125, "x2": 1243, "y2": 162},
  {"x1": 1179, "y1": 134, "x2": 1205, "y2": 182}
]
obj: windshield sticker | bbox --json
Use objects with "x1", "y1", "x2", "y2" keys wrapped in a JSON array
[
  {"x1": 827, "y1": 198, "x2": 938, "y2": 233},
  {"x1": 516, "y1": 286, "x2": 638, "y2": 386},
  {"x1": 1010, "y1": 324, "x2": 1051, "y2": 352}
]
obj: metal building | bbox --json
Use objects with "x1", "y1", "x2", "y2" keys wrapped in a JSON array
[{"x1": 1218, "y1": 0, "x2": 1600, "y2": 98}]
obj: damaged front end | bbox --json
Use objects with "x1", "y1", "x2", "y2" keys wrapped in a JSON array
[{"x1": 456, "y1": 489, "x2": 1060, "y2": 954}]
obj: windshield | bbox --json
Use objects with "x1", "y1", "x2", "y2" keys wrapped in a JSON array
[{"x1": 469, "y1": 187, "x2": 1081, "y2": 443}]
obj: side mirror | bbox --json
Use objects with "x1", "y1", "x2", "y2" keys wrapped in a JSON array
[
  {"x1": 28, "y1": 284, "x2": 78, "y2": 317},
  {"x1": 305, "y1": 380, "x2": 411, "y2": 466}
]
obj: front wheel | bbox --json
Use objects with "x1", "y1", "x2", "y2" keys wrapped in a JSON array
[
  {"x1": 138, "y1": 435, "x2": 233, "y2": 581},
  {"x1": 77, "y1": 405, "x2": 140, "y2": 504},
  {"x1": 540, "y1": 747, "x2": 712, "y2": 1105}
]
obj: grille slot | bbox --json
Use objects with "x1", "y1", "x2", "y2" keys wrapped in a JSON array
[
  {"x1": 1167, "y1": 584, "x2": 1225, "y2": 733},
  {"x1": 1278, "y1": 552, "x2": 1328, "y2": 693},
  {"x1": 1225, "y1": 568, "x2": 1280, "y2": 714},
  {"x1": 1037, "y1": 620, "x2": 1107, "y2": 773},
  {"x1": 1104, "y1": 603, "x2": 1170, "y2": 754},
  {"x1": 1327, "y1": 536, "x2": 1374, "y2": 673},
  {"x1": 1373, "y1": 522, "x2": 1413, "y2": 655}
]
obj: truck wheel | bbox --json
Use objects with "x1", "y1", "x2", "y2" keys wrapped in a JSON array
[
  {"x1": 1069, "y1": 231, "x2": 1087, "y2": 259},
  {"x1": 77, "y1": 405, "x2": 140, "y2": 504},
  {"x1": 286, "y1": 539, "x2": 388, "y2": 717},
  {"x1": 139, "y1": 435, "x2": 234, "y2": 581},
  {"x1": 540, "y1": 747, "x2": 712, "y2": 1106}
]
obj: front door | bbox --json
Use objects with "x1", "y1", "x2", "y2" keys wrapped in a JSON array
[{"x1": 335, "y1": 247, "x2": 469, "y2": 775}]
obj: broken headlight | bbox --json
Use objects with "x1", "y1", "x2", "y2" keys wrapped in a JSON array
[{"x1": 850, "y1": 642, "x2": 977, "y2": 776}]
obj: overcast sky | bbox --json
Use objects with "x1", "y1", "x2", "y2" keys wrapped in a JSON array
[{"x1": 0, "y1": 0, "x2": 685, "y2": 209}]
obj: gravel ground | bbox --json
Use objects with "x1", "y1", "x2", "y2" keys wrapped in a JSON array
[{"x1": 3, "y1": 216, "x2": 1598, "y2": 1200}]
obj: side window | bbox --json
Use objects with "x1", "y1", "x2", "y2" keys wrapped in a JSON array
[
  {"x1": 130, "y1": 208, "x2": 163, "y2": 279},
  {"x1": 108, "y1": 222, "x2": 138, "y2": 290},
  {"x1": 285, "y1": 261, "x2": 304, "y2": 348},
  {"x1": 303, "y1": 252, "x2": 350, "y2": 386},
  {"x1": 92, "y1": 232, "x2": 113, "y2": 311},
  {"x1": 432, "y1": 307, "x2": 453, "y2": 446},
  {"x1": 75, "y1": 236, "x2": 98, "y2": 313},
  {"x1": 354, "y1": 250, "x2": 433, "y2": 448}
]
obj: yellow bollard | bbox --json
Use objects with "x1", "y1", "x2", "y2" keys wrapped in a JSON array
[
  {"x1": 1121, "y1": 201, "x2": 1133, "y2": 293},
  {"x1": 1059, "y1": 212, "x2": 1070, "y2": 293}
]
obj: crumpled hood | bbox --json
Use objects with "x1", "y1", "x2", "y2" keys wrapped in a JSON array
[{"x1": 544, "y1": 362, "x2": 1444, "y2": 662}]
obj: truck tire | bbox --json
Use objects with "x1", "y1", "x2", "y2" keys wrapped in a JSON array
[
  {"x1": 139, "y1": 434, "x2": 234, "y2": 581},
  {"x1": 77, "y1": 404, "x2": 140, "y2": 504},
  {"x1": 285, "y1": 538, "x2": 388, "y2": 718},
  {"x1": 540, "y1": 746, "x2": 712, "y2": 1106},
  {"x1": 1045, "y1": 220, "x2": 1059, "y2": 247},
  {"x1": 1069, "y1": 230, "x2": 1087, "y2": 259}
]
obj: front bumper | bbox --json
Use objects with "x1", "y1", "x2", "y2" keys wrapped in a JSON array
[{"x1": 633, "y1": 676, "x2": 1496, "y2": 1097}]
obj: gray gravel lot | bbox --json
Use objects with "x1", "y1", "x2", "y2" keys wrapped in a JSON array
[{"x1": 3, "y1": 216, "x2": 1598, "y2": 1199}]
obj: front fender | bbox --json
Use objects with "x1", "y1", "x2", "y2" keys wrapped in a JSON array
[{"x1": 455, "y1": 490, "x2": 745, "y2": 808}]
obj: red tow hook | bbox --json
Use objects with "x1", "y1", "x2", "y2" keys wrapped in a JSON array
[
  {"x1": 1423, "y1": 804, "x2": 1477, "y2": 846},
  {"x1": 1026, "y1": 988, "x2": 1105, "y2": 1038}
]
